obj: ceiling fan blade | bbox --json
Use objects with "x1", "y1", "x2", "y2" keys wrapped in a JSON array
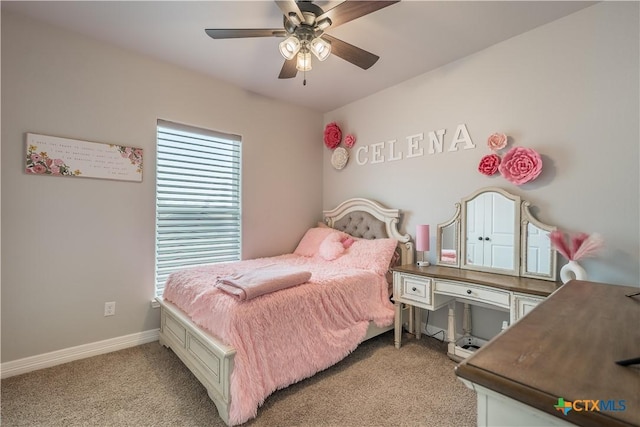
[
  {"x1": 315, "y1": 1, "x2": 345, "y2": 14},
  {"x1": 278, "y1": 59, "x2": 298, "y2": 79},
  {"x1": 322, "y1": 34, "x2": 379, "y2": 70},
  {"x1": 275, "y1": 0, "x2": 303, "y2": 23},
  {"x1": 205, "y1": 29, "x2": 287, "y2": 39},
  {"x1": 316, "y1": 1, "x2": 399, "y2": 28}
]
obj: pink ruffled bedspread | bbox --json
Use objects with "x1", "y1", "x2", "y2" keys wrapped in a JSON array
[{"x1": 162, "y1": 254, "x2": 395, "y2": 425}]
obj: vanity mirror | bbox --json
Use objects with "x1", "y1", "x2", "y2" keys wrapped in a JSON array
[
  {"x1": 436, "y1": 187, "x2": 557, "y2": 281},
  {"x1": 436, "y1": 204, "x2": 460, "y2": 267}
]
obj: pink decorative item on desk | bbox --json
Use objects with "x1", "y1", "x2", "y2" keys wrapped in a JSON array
[
  {"x1": 415, "y1": 224, "x2": 430, "y2": 267},
  {"x1": 550, "y1": 230, "x2": 604, "y2": 284}
]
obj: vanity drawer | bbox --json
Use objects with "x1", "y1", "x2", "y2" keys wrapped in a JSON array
[
  {"x1": 394, "y1": 272, "x2": 432, "y2": 307},
  {"x1": 434, "y1": 280, "x2": 510, "y2": 308},
  {"x1": 511, "y1": 293, "x2": 545, "y2": 324}
]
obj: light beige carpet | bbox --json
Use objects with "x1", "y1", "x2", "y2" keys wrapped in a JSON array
[{"x1": 1, "y1": 331, "x2": 476, "y2": 426}]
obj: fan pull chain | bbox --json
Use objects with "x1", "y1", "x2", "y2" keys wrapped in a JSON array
[{"x1": 303, "y1": 68, "x2": 307, "y2": 86}]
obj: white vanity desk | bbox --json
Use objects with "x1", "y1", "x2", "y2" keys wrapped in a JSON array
[
  {"x1": 393, "y1": 187, "x2": 561, "y2": 361},
  {"x1": 392, "y1": 264, "x2": 560, "y2": 360}
]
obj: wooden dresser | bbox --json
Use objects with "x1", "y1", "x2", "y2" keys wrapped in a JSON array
[{"x1": 455, "y1": 280, "x2": 640, "y2": 427}]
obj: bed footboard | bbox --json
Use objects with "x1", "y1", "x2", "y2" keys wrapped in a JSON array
[
  {"x1": 157, "y1": 296, "x2": 395, "y2": 425},
  {"x1": 157, "y1": 297, "x2": 235, "y2": 425}
]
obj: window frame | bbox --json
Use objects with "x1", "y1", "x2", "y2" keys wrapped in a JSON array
[{"x1": 154, "y1": 119, "x2": 242, "y2": 301}]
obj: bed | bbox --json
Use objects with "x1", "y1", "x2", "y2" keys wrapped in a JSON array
[{"x1": 156, "y1": 198, "x2": 414, "y2": 425}]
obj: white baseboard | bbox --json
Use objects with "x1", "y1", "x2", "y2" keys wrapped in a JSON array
[{"x1": 1, "y1": 329, "x2": 160, "y2": 379}]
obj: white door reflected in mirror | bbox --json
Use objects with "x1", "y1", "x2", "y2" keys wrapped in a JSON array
[
  {"x1": 465, "y1": 191, "x2": 515, "y2": 270},
  {"x1": 526, "y1": 223, "x2": 552, "y2": 275}
]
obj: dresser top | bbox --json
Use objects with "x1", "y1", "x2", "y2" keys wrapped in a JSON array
[
  {"x1": 455, "y1": 280, "x2": 640, "y2": 427},
  {"x1": 393, "y1": 264, "x2": 560, "y2": 297}
]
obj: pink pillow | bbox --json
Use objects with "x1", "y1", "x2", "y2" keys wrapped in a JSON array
[
  {"x1": 319, "y1": 232, "x2": 346, "y2": 260},
  {"x1": 294, "y1": 227, "x2": 347, "y2": 257},
  {"x1": 333, "y1": 238, "x2": 398, "y2": 275}
]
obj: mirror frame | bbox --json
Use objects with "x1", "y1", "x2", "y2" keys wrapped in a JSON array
[
  {"x1": 460, "y1": 187, "x2": 521, "y2": 276},
  {"x1": 436, "y1": 187, "x2": 558, "y2": 281}
]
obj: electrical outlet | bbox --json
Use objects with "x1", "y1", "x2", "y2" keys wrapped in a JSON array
[{"x1": 104, "y1": 301, "x2": 116, "y2": 316}]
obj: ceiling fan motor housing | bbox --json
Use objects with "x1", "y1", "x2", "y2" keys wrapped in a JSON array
[{"x1": 284, "y1": 2, "x2": 331, "y2": 39}]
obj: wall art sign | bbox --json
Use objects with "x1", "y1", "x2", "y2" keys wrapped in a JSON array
[
  {"x1": 25, "y1": 133, "x2": 143, "y2": 182},
  {"x1": 354, "y1": 123, "x2": 476, "y2": 166}
]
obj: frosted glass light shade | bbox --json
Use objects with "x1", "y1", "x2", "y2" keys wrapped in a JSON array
[
  {"x1": 296, "y1": 51, "x2": 312, "y2": 71},
  {"x1": 279, "y1": 36, "x2": 301, "y2": 60},
  {"x1": 416, "y1": 225, "x2": 430, "y2": 252},
  {"x1": 310, "y1": 37, "x2": 331, "y2": 61}
]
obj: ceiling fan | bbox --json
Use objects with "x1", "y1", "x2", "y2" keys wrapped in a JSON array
[{"x1": 205, "y1": 0, "x2": 399, "y2": 84}]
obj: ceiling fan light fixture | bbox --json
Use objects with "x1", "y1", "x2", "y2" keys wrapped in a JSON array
[
  {"x1": 310, "y1": 37, "x2": 331, "y2": 61},
  {"x1": 287, "y1": 12, "x2": 302, "y2": 27},
  {"x1": 279, "y1": 36, "x2": 301, "y2": 60},
  {"x1": 296, "y1": 50, "x2": 312, "y2": 71},
  {"x1": 316, "y1": 17, "x2": 332, "y2": 31}
]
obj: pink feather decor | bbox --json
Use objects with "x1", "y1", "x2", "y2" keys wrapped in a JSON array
[{"x1": 550, "y1": 230, "x2": 604, "y2": 261}]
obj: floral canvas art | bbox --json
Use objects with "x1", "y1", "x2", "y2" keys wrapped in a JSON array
[
  {"x1": 25, "y1": 133, "x2": 143, "y2": 182},
  {"x1": 26, "y1": 144, "x2": 80, "y2": 177}
]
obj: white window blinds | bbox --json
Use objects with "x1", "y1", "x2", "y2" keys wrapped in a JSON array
[{"x1": 155, "y1": 120, "x2": 242, "y2": 298}]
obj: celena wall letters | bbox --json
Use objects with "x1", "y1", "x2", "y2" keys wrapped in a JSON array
[{"x1": 355, "y1": 123, "x2": 476, "y2": 166}]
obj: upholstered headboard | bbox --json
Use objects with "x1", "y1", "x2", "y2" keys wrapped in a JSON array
[
  {"x1": 323, "y1": 198, "x2": 414, "y2": 266},
  {"x1": 332, "y1": 211, "x2": 388, "y2": 240}
]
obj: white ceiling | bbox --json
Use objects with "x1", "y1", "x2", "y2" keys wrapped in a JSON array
[{"x1": 2, "y1": 1, "x2": 596, "y2": 113}]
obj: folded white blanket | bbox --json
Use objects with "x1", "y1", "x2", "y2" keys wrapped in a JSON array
[{"x1": 215, "y1": 265, "x2": 312, "y2": 301}]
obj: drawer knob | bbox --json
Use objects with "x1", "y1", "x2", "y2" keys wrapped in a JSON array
[
  {"x1": 466, "y1": 289, "x2": 472, "y2": 295},
  {"x1": 412, "y1": 287, "x2": 417, "y2": 292}
]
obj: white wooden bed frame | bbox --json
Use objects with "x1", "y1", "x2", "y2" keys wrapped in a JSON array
[{"x1": 156, "y1": 198, "x2": 414, "y2": 425}]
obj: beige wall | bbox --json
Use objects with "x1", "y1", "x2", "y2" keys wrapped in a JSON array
[
  {"x1": 2, "y1": 2, "x2": 638, "y2": 362},
  {"x1": 323, "y1": 3, "x2": 639, "y2": 337},
  {"x1": 1, "y1": 10, "x2": 323, "y2": 362}
]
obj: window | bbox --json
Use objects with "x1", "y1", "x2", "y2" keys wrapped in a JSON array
[{"x1": 155, "y1": 120, "x2": 241, "y2": 298}]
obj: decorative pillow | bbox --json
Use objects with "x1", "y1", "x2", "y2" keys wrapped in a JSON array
[
  {"x1": 319, "y1": 232, "x2": 347, "y2": 260},
  {"x1": 333, "y1": 238, "x2": 398, "y2": 275},
  {"x1": 342, "y1": 236, "x2": 355, "y2": 248},
  {"x1": 294, "y1": 227, "x2": 347, "y2": 257}
]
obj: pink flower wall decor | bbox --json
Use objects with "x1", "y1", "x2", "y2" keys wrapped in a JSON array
[
  {"x1": 498, "y1": 146, "x2": 542, "y2": 185},
  {"x1": 478, "y1": 154, "x2": 501, "y2": 176},
  {"x1": 344, "y1": 134, "x2": 356, "y2": 148},
  {"x1": 487, "y1": 133, "x2": 508, "y2": 151},
  {"x1": 323, "y1": 122, "x2": 342, "y2": 150}
]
